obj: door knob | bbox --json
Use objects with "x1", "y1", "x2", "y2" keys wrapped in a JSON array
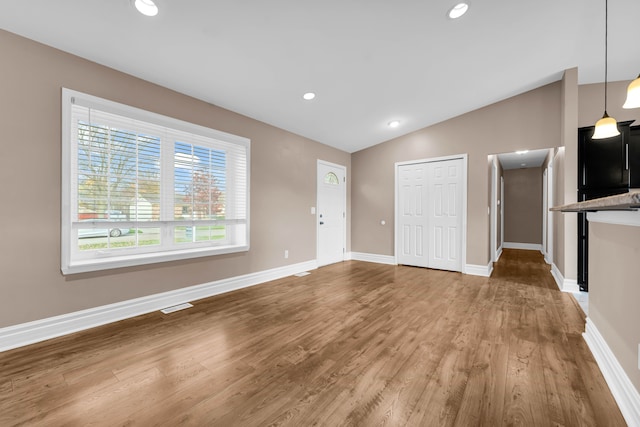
[{"x1": 319, "y1": 221, "x2": 324, "y2": 225}]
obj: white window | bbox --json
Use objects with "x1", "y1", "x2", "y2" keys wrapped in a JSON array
[
  {"x1": 61, "y1": 88, "x2": 250, "y2": 274},
  {"x1": 324, "y1": 172, "x2": 340, "y2": 185}
]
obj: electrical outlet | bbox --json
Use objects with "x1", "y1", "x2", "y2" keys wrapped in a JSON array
[{"x1": 284, "y1": 250, "x2": 289, "y2": 259}]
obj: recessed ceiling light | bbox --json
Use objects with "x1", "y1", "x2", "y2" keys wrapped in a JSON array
[
  {"x1": 303, "y1": 92, "x2": 316, "y2": 100},
  {"x1": 516, "y1": 150, "x2": 529, "y2": 155},
  {"x1": 134, "y1": 0, "x2": 159, "y2": 17},
  {"x1": 448, "y1": 3, "x2": 469, "y2": 19},
  {"x1": 388, "y1": 120, "x2": 401, "y2": 128}
]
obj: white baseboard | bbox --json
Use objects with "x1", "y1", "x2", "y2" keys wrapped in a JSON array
[
  {"x1": 495, "y1": 246, "x2": 503, "y2": 262},
  {"x1": 355, "y1": 252, "x2": 491, "y2": 277},
  {"x1": 583, "y1": 318, "x2": 640, "y2": 427},
  {"x1": 350, "y1": 252, "x2": 396, "y2": 265},
  {"x1": 0, "y1": 260, "x2": 318, "y2": 353},
  {"x1": 550, "y1": 263, "x2": 563, "y2": 290},
  {"x1": 550, "y1": 263, "x2": 581, "y2": 293},
  {"x1": 503, "y1": 242, "x2": 542, "y2": 251},
  {"x1": 465, "y1": 262, "x2": 493, "y2": 277}
]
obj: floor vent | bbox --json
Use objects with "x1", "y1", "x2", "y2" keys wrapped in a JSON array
[
  {"x1": 294, "y1": 272, "x2": 310, "y2": 277},
  {"x1": 160, "y1": 302, "x2": 193, "y2": 314}
]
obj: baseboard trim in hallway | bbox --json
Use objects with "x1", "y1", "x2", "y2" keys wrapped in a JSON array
[
  {"x1": 503, "y1": 242, "x2": 543, "y2": 252},
  {"x1": 550, "y1": 262, "x2": 581, "y2": 293}
]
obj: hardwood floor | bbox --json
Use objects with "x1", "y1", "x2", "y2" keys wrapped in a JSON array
[
  {"x1": 0, "y1": 250, "x2": 625, "y2": 426},
  {"x1": 491, "y1": 249, "x2": 559, "y2": 290}
]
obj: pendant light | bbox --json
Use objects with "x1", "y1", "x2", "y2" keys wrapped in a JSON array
[
  {"x1": 593, "y1": 0, "x2": 620, "y2": 139},
  {"x1": 133, "y1": 0, "x2": 158, "y2": 17},
  {"x1": 623, "y1": 74, "x2": 640, "y2": 109}
]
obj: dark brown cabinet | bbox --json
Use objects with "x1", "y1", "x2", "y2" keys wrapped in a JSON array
[
  {"x1": 578, "y1": 121, "x2": 633, "y2": 191},
  {"x1": 577, "y1": 121, "x2": 636, "y2": 291}
]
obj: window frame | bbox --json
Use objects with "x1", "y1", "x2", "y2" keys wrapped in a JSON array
[{"x1": 61, "y1": 88, "x2": 250, "y2": 275}]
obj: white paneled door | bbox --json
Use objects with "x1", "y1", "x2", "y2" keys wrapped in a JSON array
[
  {"x1": 317, "y1": 161, "x2": 346, "y2": 267},
  {"x1": 397, "y1": 157, "x2": 463, "y2": 272},
  {"x1": 397, "y1": 163, "x2": 429, "y2": 267},
  {"x1": 427, "y1": 159, "x2": 463, "y2": 272}
]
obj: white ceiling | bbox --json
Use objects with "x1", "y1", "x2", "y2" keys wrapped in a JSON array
[
  {"x1": 1, "y1": 0, "x2": 640, "y2": 153},
  {"x1": 497, "y1": 148, "x2": 551, "y2": 170}
]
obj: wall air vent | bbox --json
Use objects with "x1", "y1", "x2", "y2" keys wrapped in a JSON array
[
  {"x1": 160, "y1": 302, "x2": 193, "y2": 314},
  {"x1": 294, "y1": 272, "x2": 310, "y2": 277}
]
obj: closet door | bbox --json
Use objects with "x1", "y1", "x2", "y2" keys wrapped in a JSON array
[
  {"x1": 397, "y1": 163, "x2": 429, "y2": 267},
  {"x1": 427, "y1": 159, "x2": 463, "y2": 272}
]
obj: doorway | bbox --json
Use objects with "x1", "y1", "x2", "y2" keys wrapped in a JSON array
[
  {"x1": 491, "y1": 157, "x2": 500, "y2": 262},
  {"x1": 395, "y1": 155, "x2": 466, "y2": 272},
  {"x1": 490, "y1": 148, "x2": 554, "y2": 262},
  {"x1": 317, "y1": 160, "x2": 346, "y2": 267},
  {"x1": 542, "y1": 163, "x2": 554, "y2": 264}
]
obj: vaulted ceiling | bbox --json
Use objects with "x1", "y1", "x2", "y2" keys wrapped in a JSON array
[{"x1": 2, "y1": 0, "x2": 639, "y2": 153}]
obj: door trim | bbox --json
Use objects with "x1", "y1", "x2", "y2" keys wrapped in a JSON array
[
  {"x1": 500, "y1": 176, "x2": 504, "y2": 251},
  {"x1": 491, "y1": 157, "x2": 498, "y2": 262},
  {"x1": 546, "y1": 159, "x2": 554, "y2": 265},
  {"x1": 543, "y1": 167, "x2": 548, "y2": 257},
  {"x1": 394, "y1": 153, "x2": 468, "y2": 272},
  {"x1": 317, "y1": 159, "x2": 347, "y2": 266}
]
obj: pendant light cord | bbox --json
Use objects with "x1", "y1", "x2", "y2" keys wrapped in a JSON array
[{"x1": 604, "y1": 0, "x2": 609, "y2": 113}]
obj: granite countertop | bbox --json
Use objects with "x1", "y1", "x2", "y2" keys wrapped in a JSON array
[{"x1": 551, "y1": 190, "x2": 640, "y2": 212}]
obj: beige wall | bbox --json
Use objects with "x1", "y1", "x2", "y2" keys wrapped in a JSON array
[
  {"x1": 352, "y1": 82, "x2": 562, "y2": 266},
  {"x1": 560, "y1": 68, "x2": 578, "y2": 281},
  {"x1": 0, "y1": 30, "x2": 350, "y2": 328},
  {"x1": 503, "y1": 168, "x2": 543, "y2": 245},
  {"x1": 553, "y1": 147, "x2": 566, "y2": 274},
  {"x1": 589, "y1": 222, "x2": 640, "y2": 392},
  {"x1": 578, "y1": 80, "x2": 640, "y2": 128}
]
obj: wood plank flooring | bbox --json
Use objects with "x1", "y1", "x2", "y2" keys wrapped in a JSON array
[{"x1": 0, "y1": 249, "x2": 626, "y2": 426}]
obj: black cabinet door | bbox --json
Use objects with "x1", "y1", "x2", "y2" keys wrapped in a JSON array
[
  {"x1": 578, "y1": 126, "x2": 629, "y2": 189},
  {"x1": 630, "y1": 126, "x2": 640, "y2": 188},
  {"x1": 578, "y1": 122, "x2": 633, "y2": 190}
]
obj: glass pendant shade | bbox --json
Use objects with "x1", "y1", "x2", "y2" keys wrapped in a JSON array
[
  {"x1": 622, "y1": 75, "x2": 640, "y2": 109},
  {"x1": 592, "y1": 111, "x2": 620, "y2": 139},
  {"x1": 134, "y1": 0, "x2": 158, "y2": 16}
]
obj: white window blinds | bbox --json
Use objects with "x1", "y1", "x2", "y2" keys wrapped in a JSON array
[{"x1": 61, "y1": 89, "x2": 250, "y2": 274}]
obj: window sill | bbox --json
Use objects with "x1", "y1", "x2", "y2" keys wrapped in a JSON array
[{"x1": 62, "y1": 244, "x2": 249, "y2": 275}]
